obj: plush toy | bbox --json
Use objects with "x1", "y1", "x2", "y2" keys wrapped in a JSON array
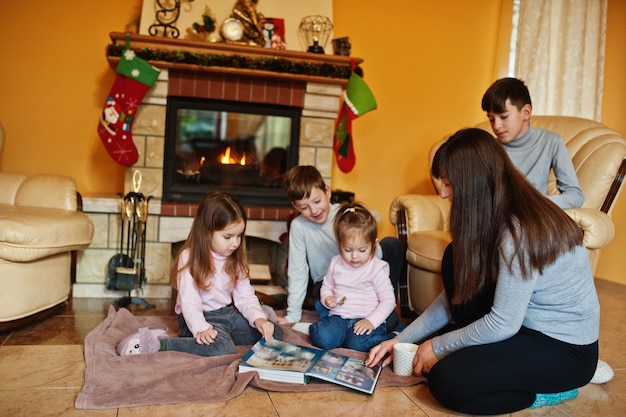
[{"x1": 117, "y1": 327, "x2": 169, "y2": 356}]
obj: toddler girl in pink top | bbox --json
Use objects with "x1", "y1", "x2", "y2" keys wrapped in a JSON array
[{"x1": 309, "y1": 202, "x2": 396, "y2": 352}]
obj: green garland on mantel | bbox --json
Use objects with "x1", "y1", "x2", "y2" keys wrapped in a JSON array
[{"x1": 106, "y1": 43, "x2": 352, "y2": 80}]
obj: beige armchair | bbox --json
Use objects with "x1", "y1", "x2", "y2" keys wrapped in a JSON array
[
  {"x1": 0, "y1": 121, "x2": 94, "y2": 330},
  {"x1": 390, "y1": 116, "x2": 626, "y2": 317}
]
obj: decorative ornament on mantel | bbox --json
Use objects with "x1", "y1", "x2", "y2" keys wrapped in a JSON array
[
  {"x1": 228, "y1": 0, "x2": 267, "y2": 46},
  {"x1": 105, "y1": 43, "x2": 353, "y2": 81},
  {"x1": 298, "y1": 15, "x2": 333, "y2": 54},
  {"x1": 186, "y1": 6, "x2": 219, "y2": 42},
  {"x1": 148, "y1": 0, "x2": 194, "y2": 38}
]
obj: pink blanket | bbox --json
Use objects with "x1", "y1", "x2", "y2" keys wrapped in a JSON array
[{"x1": 75, "y1": 305, "x2": 424, "y2": 409}]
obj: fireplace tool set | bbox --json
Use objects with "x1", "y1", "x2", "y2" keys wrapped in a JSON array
[{"x1": 106, "y1": 171, "x2": 155, "y2": 309}]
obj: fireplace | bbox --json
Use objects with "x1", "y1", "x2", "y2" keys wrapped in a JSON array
[
  {"x1": 73, "y1": 33, "x2": 358, "y2": 298},
  {"x1": 163, "y1": 96, "x2": 301, "y2": 206},
  {"x1": 160, "y1": 66, "x2": 311, "y2": 207},
  {"x1": 103, "y1": 32, "x2": 358, "y2": 207}
]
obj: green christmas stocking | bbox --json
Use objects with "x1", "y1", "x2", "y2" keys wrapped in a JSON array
[
  {"x1": 98, "y1": 46, "x2": 160, "y2": 166},
  {"x1": 333, "y1": 69, "x2": 377, "y2": 173}
]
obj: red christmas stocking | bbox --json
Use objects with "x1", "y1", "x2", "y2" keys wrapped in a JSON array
[
  {"x1": 333, "y1": 68, "x2": 377, "y2": 173},
  {"x1": 98, "y1": 46, "x2": 160, "y2": 166},
  {"x1": 333, "y1": 104, "x2": 358, "y2": 173}
]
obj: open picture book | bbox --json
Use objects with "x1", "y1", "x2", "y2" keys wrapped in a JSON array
[{"x1": 238, "y1": 339, "x2": 383, "y2": 395}]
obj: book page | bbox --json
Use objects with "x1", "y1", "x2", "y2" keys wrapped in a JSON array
[
  {"x1": 242, "y1": 339, "x2": 322, "y2": 373},
  {"x1": 307, "y1": 351, "x2": 382, "y2": 394}
]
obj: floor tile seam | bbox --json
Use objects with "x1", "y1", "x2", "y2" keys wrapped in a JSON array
[
  {"x1": 0, "y1": 386, "x2": 83, "y2": 392},
  {"x1": 397, "y1": 386, "x2": 432, "y2": 416},
  {"x1": 264, "y1": 389, "x2": 281, "y2": 416}
]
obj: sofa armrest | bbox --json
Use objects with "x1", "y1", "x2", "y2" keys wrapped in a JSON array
[
  {"x1": 390, "y1": 194, "x2": 450, "y2": 236},
  {"x1": 564, "y1": 208, "x2": 615, "y2": 249},
  {"x1": 0, "y1": 205, "x2": 94, "y2": 262},
  {"x1": 389, "y1": 194, "x2": 449, "y2": 319}
]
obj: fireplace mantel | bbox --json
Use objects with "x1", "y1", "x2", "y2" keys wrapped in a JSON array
[{"x1": 107, "y1": 32, "x2": 363, "y2": 86}]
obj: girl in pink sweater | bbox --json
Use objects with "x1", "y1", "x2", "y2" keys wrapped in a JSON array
[
  {"x1": 119, "y1": 192, "x2": 282, "y2": 357},
  {"x1": 309, "y1": 202, "x2": 396, "y2": 352}
]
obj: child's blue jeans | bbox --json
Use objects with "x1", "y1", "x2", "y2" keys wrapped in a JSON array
[{"x1": 309, "y1": 314, "x2": 393, "y2": 352}]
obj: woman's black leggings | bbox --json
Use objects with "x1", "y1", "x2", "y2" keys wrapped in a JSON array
[{"x1": 428, "y1": 244, "x2": 598, "y2": 415}]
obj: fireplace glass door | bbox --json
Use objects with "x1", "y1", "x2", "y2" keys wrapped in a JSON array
[{"x1": 163, "y1": 97, "x2": 300, "y2": 206}]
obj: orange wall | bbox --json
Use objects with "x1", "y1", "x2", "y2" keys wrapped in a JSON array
[
  {"x1": 331, "y1": 0, "x2": 506, "y2": 237},
  {"x1": 1, "y1": 1, "x2": 624, "y2": 284},
  {"x1": 0, "y1": 0, "x2": 141, "y2": 193}
]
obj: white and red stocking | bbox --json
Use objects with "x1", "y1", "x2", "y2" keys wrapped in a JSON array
[
  {"x1": 333, "y1": 66, "x2": 377, "y2": 173},
  {"x1": 98, "y1": 46, "x2": 160, "y2": 166}
]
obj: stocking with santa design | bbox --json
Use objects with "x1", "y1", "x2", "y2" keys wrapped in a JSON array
[{"x1": 97, "y1": 42, "x2": 160, "y2": 166}]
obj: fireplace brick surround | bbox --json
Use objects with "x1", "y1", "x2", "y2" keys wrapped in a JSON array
[{"x1": 73, "y1": 34, "x2": 355, "y2": 298}]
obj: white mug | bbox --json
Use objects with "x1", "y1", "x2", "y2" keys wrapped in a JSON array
[{"x1": 393, "y1": 342, "x2": 418, "y2": 376}]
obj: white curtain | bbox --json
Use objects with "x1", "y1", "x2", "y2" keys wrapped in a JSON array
[{"x1": 514, "y1": 0, "x2": 607, "y2": 120}]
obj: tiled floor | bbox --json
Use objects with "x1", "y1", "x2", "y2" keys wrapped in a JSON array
[{"x1": 1, "y1": 278, "x2": 624, "y2": 416}]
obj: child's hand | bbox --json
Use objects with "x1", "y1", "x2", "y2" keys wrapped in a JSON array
[
  {"x1": 254, "y1": 318, "x2": 275, "y2": 342},
  {"x1": 353, "y1": 319, "x2": 374, "y2": 335},
  {"x1": 276, "y1": 316, "x2": 291, "y2": 325},
  {"x1": 324, "y1": 295, "x2": 346, "y2": 308},
  {"x1": 195, "y1": 328, "x2": 218, "y2": 345}
]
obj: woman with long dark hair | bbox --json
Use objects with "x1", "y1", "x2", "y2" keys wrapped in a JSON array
[{"x1": 366, "y1": 128, "x2": 599, "y2": 414}]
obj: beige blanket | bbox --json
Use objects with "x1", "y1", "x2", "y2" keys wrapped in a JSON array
[{"x1": 75, "y1": 305, "x2": 424, "y2": 409}]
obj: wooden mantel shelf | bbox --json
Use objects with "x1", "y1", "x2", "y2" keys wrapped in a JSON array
[{"x1": 107, "y1": 32, "x2": 363, "y2": 85}]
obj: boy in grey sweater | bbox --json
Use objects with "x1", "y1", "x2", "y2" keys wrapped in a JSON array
[{"x1": 481, "y1": 77, "x2": 584, "y2": 210}]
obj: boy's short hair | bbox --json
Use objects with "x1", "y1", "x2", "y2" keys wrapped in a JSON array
[
  {"x1": 481, "y1": 77, "x2": 532, "y2": 113},
  {"x1": 282, "y1": 165, "x2": 327, "y2": 201}
]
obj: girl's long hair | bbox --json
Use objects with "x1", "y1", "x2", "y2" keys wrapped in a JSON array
[
  {"x1": 173, "y1": 191, "x2": 249, "y2": 291},
  {"x1": 431, "y1": 128, "x2": 583, "y2": 304}
]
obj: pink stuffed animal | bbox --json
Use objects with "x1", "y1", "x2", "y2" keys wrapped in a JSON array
[{"x1": 117, "y1": 327, "x2": 169, "y2": 356}]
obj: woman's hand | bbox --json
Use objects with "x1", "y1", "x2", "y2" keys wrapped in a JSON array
[
  {"x1": 413, "y1": 339, "x2": 438, "y2": 375},
  {"x1": 254, "y1": 318, "x2": 275, "y2": 342},
  {"x1": 353, "y1": 319, "x2": 374, "y2": 335},
  {"x1": 195, "y1": 328, "x2": 218, "y2": 345},
  {"x1": 365, "y1": 337, "x2": 399, "y2": 368}
]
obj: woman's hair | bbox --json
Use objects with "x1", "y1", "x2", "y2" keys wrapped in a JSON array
[
  {"x1": 333, "y1": 201, "x2": 377, "y2": 254},
  {"x1": 173, "y1": 191, "x2": 249, "y2": 291},
  {"x1": 431, "y1": 128, "x2": 583, "y2": 303}
]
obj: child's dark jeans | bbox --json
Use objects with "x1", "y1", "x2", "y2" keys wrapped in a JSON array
[{"x1": 166, "y1": 304, "x2": 283, "y2": 357}]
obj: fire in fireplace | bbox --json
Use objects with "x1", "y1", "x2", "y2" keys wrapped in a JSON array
[{"x1": 163, "y1": 96, "x2": 301, "y2": 206}]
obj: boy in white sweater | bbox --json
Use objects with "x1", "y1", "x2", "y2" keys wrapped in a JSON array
[{"x1": 276, "y1": 165, "x2": 404, "y2": 329}]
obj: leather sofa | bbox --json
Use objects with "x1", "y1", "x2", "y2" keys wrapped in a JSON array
[
  {"x1": 0, "y1": 122, "x2": 94, "y2": 330},
  {"x1": 390, "y1": 116, "x2": 626, "y2": 317}
]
